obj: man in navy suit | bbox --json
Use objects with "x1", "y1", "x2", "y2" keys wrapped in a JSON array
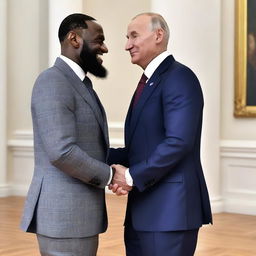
[{"x1": 109, "y1": 12, "x2": 212, "y2": 256}]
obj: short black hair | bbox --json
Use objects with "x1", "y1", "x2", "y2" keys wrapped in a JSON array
[{"x1": 58, "y1": 13, "x2": 95, "y2": 42}]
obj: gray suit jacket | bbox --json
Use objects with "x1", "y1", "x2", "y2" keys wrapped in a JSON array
[{"x1": 20, "y1": 58, "x2": 110, "y2": 238}]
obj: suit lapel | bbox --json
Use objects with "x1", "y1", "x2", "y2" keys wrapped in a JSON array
[
  {"x1": 54, "y1": 58, "x2": 109, "y2": 147},
  {"x1": 126, "y1": 56, "x2": 175, "y2": 146},
  {"x1": 91, "y1": 89, "x2": 109, "y2": 146}
]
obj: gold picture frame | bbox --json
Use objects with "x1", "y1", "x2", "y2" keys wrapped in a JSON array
[{"x1": 234, "y1": 0, "x2": 256, "y2": 117}]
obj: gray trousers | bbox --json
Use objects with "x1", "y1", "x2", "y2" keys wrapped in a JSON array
[{"x1": 37, "y1": 234, "x2": 99, "y2": 256}]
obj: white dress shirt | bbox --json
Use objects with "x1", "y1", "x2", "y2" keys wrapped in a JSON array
[
  {"x1": 144, "y1": 51, "x2": 170, "y2": 81},
  {"x1": 59, "y1": 55, "x2": 86, "y2": 81}
]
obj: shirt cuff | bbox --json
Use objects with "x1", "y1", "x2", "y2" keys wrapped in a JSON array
[
  {"x1": 125, "y1": 168, "x2": 133, "y2": 186},
  {"x1": 107, "y1": 167, "x2": 113, "y2": 185}
]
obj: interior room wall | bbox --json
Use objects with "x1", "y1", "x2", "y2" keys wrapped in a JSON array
[
  {"x1": 220, "y1": 0, "x2": 256, "y2": 214},
  {"x1": 4, "y1": 0, "x2": 256, "y2": 215},
  {"x1": 83, "y1": 0, "x2": 151, "y2": 124},
  {"x1": 151, "y1": 0, "x2": 223, "y2": 212},
  {"x1": 6, "y1": 0, "x2": 48, "y2": 192},
  {"x1": 7, "y1": 0, "x2": 48, "y2": 137},
  {"x1": 0, "y1": 0, "x2": 8, "y2": 196},
  {"x1": 221, "y1": 0, "x2": 256, "y2": 140}
]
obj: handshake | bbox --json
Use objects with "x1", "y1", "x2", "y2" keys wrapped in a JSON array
[{"x1": 109, "y1": 164, "x2": 133, "y2": 196}]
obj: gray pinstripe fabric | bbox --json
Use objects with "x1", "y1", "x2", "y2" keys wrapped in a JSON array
[
  {"x1": 20, "y1": 58, "x2": 110, "y2": 240},
  {"x1": 37, "y1": 234, "x2": 98, "y2": 256}
]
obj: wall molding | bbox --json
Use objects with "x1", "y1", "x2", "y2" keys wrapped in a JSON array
[
  {"x1": 209, "y1": 196, "x2": 224, "y2": 214},
  {"x1": 8, "y1": 122, "x2": 125, "y2": 150},
  {"x1": 220, "y1": 140, "x2": 256, "y2": 158},
  {"x1": 108, "y1": 121, "x2": 124, "y2": 131},
  {"x1": 223, "y1": 198, "x2": 256, "y2": 215},
  {"x1": 220, "y1": 139, "x2": 256, "y2": 215},
  {"x1": 108, "y1": 122, "x2": 124, "y2": 147},
  {"x1": 0, "y1": 184, "x2": 10, "y2": 197},
  {"x1": 7, "y1": 124, "x2": 124, "y2": 196},
  {"x1": 6, "y1": 134, "x2": 256, "y2": 215}
]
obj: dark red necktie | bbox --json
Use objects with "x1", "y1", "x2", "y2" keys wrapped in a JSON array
[{"x1": 133, "y1": 73, "x2": 148, "y2": 107}]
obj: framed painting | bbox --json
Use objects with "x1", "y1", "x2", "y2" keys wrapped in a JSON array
[{"x1": 234, "y1": 0, "x2": 256, "y2": 117}]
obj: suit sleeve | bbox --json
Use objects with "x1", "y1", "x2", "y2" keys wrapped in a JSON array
[
  {"x1": 32, "y1": 71, "x2": 110, "y2": 189},
  {"x1": 130, "y1": 67, "x2": 204, "y2": 192}
]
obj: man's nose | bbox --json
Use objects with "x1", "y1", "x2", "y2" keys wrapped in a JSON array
[
  {"x1": 101, "y1": 43, "x2": 108, "y2": 53},
  {"x1": 125, "y1": 39, "x2": 132, "y2": 51}
]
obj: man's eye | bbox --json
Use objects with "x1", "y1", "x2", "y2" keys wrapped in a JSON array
[{"x1": 95, "y1": 40, "x2": 104, "y2": 45}]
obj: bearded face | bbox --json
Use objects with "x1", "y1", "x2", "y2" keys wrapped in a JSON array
[{"x1": 79, "y1": 40, "x2": 107, "y2": 78}]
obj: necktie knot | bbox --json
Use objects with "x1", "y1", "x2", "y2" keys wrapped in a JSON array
[
  {"x1": 133, "y1": 73, "x2": 148, "y2": 107},
  {"x1": 82, "y1": 76, "x2": 104, "y2": 116},
  {"x1": 83, "y1": 76, "x2": 93, "y2": 89},
  {"x1": 140, "y1": 73, "x2": 148, "y2": 84}
]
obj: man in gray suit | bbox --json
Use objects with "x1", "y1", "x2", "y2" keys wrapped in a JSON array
[{"x1": 20, "y1": 13, "x2": 115, "y2": 256}]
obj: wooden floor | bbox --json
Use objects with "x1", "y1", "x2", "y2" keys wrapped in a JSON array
[{"x1": 0, "y1": 195, "x2": 256, "y2": 256}]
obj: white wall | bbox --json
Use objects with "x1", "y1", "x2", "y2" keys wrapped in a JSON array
[
  {"x1": 0, "y1": 0, "x2": 8, "y2": 197},
  {"x1": 5, "y1": 0, "x2": 51, "y2": 196},
  {"x1": 4, "y1": 0, "x2": 256, "y2": 216},
  {"x1": 151, "y1": 0, "x2": 256, "y2": 215},
  {"x1": 7, "y1": 0, "x2": 44, "y2": 135},
  {"x1": 152, "y1": 0, "x2": 222, "y2": 213},
  {"x1": 221, "y1": 1, "x2": 256, "y2": 140},
  {"x1": 84, "y1": 0, "x2": 151, "y2": 124},
  {"x1": 6, "y1": 0, "x2": 151, "y2": 196},
  {"x1": 48, "y1": 0, "x2": 83, "y2": 66},
  {"x1": 220, "y1": 0, "x2": 256, "y2": 214}
]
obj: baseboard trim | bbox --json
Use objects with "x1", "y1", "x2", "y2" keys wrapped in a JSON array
[
  {"x1": 223, "y1": 198, "x2": 256, "y2": 216},
  {"x1": 210, "y1": 197, "x2": 224, "y2": 213},
  {"x1": 0, "y1": 184, "x2": 10, "y2": 197},
  {"x1": 9, "y1": 184, "x2": 29, "y2": 197}
]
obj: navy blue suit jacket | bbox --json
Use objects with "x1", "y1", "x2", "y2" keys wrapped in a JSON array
[{"x1": 109, "y1": 55, "x2": 212, "y2": 231}]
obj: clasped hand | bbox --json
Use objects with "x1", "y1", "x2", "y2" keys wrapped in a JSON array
[{"x1": 109, "y1": 164, "x2": 132, "y2": 196}]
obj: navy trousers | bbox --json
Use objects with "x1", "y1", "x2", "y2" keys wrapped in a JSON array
[{"x1": 125, "y1": 225, "x2": 199, "y2": 256}]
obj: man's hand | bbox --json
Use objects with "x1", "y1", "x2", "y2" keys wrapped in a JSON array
[{"x1": 109, "y1": 164, "x2": 133, "y2": 196}]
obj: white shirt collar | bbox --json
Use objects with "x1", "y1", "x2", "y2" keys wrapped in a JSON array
[
  {"x1": 59, "y1": 55, "x2": 86, "y2": 81},
  {"x1": 144, "y1": 51, "x2": 170, "y2": 80}
]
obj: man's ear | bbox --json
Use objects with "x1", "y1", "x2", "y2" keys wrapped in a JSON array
[
  {"x1": 67, "y1": 31, "x2": 81, "y2": 49},
  {"x1": 155, "y1": 28, "x2": 164, "y2": 44}
]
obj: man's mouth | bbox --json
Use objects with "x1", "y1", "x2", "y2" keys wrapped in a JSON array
[
  {"x1": 130, "y1": 51, "x2": 137, "y2": 57},
  {"x1": 96, "y1": 54, "x2": 103, "y2": 64}
]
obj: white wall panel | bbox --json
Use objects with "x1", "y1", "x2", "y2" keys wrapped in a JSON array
[
  {"x1": 0, "y1": 0, "x2": 8, "y2": 197},
  {"x1": 221, "y1": 140, "x2": 256, "y2": 215},
  {"x1": 48, "y1": 0, "x2": 83, "y2": 66},
  {"x1": 151, "y1": 0, "x2": 222, "y2": 213}
]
